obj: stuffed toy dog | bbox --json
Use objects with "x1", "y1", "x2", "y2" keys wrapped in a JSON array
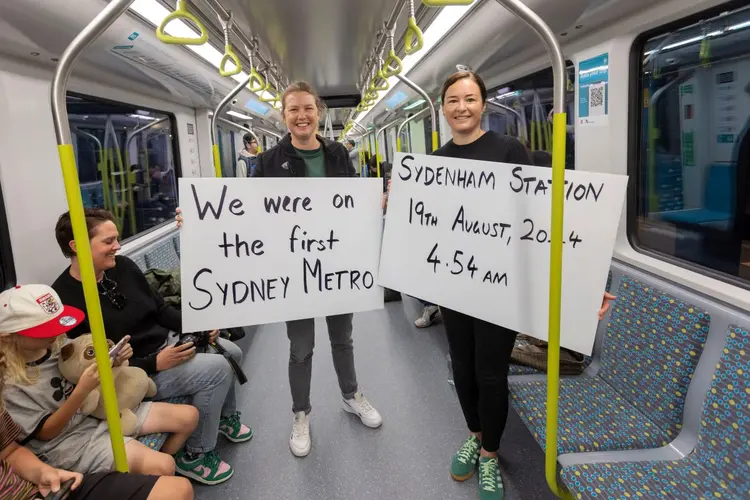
[{"x1": 58, "y1": 334, "x2": 157, "y2": 436}]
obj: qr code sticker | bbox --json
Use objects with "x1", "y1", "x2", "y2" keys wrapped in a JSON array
[{"x1": 588, "y1": 83, "x2": 606, "y2": 116}]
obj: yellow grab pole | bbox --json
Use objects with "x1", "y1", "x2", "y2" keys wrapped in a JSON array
[
  {"x1": 211, "y1": 72, "x2": 255, "y2": 179},
  {"x1": 50, "y1": 0, "x2": 136, "y2": 473},
  {"x1": 493, "y1": 1, "x2": 571, "y2": 498},
  {"x1": 432, "y1": 130, "x2": 439, "y2": 152}
]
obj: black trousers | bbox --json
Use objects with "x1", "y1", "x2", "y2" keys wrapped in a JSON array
[{"x1": 442, "y1": 307, "x2": 518, "y2": 453}]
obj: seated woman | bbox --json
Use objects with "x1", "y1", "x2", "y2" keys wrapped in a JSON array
[
  {"x1": 0, "y1": 348, "x2": 194, "y2": 500},
  {"x1": 51, "y1": 209, "x2": 251, "y2": 486},
  {"x1": 0, "y1": 284, "x2": 198, "y2": 478}
]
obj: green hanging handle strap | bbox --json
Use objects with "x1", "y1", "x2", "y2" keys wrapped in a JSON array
[
  {"x1": 156, "y1": 0, "x2": 209, "y2": 45},
  {"x1": 370, "y1": 50, "x2": 390, "y2": 91},
  {"x1": 243, "y1": 40, "x2": 266, "y2": 92},
  {"x1": 259, "y1": 67, "x2": 281, "y2": 104},
  {"x1": 404, "y1": 0, "x2": 424, "y2": 55},
  {"x1": 218, "y1": 12, "x2": 242, "y2": 77},
  {"x1": 381, "y1": 27, "x2": 403, "y2": 78}
]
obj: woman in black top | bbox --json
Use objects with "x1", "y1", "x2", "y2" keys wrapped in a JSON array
[{"x1": 433, "y1": 71, "x2": 614, "y2": 500}]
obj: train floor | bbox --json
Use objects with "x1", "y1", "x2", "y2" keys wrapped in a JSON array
[{"x1": 195, "y1": 297, "x2": 557, "y2": 500}]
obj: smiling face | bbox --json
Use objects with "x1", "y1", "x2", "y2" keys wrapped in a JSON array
[
  {"x1": 73, "y1": 220, "x2": 120, "y2": 273},
  {"x1": 283, "y1": 91, "x2": 320, "y2": 142},
  {"x1": 442, "y1": 77, "x2": 486, "y2": 137}
]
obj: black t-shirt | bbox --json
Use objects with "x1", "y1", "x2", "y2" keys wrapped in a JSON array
[
  {"x1": 52, "y1": 256, "x2": 181, "y2": 374},
  {"x1": 431, "y1": 130, "x2": 533, "y2": 166}
]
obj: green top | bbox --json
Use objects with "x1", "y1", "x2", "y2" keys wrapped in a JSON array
[{"x1": 294, "y1": 147, "x2": 326, "y2": 177}]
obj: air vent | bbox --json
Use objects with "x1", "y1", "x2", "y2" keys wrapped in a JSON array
[{"x1": 322, "y1": 94, "x2": 361, "y2": 109}]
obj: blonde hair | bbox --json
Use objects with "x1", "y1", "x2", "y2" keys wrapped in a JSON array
[
  {"x1": 281, "y1": 81, "x2": 326, "y2": 115},
  {"x1": 0, "y1": 334, "x2": 65, "y2": 386}
]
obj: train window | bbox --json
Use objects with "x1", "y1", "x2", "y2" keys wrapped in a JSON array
[
  {"x1": 630, "y1": 2, "x2": 750, "y2": 287},
  {"x1": 486, "y1": 63, "x2": 575, "y2": 169},
  {"x1": 67, "y1": 93, "x2": 180, "y2": 242},
  {"x1": 216, "y1": 124, "x2": 237, "y2": 177}
]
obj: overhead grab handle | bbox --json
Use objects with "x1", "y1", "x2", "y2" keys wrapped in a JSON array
[
  {"x1": 381, "y1": 29, "x2": 403, "y2": 78},
  {"x1": 404, "y1": 0, "x2": 424, "y2": 55},
  {"x1": 218, "y1": 12, "x2": 242, "y2": 77},
  {"x1": 243, "y1": 41, "x2": 266, "y2": 92},
  {"x1": 258, "y1": 69, "x2": 280, "y2": 103},
  {"x1": 156, "y1": 0, "x2": 209, "y2": 45},
  {"x1": 371, "y1": 53, "x2": 390, "y2": 91}
]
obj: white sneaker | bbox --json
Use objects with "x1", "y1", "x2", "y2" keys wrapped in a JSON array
[
  {"x1": 343, "y1": 391, "x2": 383, "y2": 428},
  {"x1": 415, "y1": 305, "x2": 441, "y2": 328},
  {"x1": 289, "y1": 411, "x2": 311, "y2": 457}
]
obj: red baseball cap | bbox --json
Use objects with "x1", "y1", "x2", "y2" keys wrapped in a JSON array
[{"x1": 0, "y1": 284, "x2": 85, "y2": 338}]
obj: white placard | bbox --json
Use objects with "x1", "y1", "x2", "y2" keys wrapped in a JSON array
[
  {"x1": 179, "y1": 178, "x2": 384, "y2": 332},
  {"x1": 378, "y1": 153, "x2": 628, "y2": 355}
]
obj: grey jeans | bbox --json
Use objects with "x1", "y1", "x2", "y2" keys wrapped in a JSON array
[{"x1": 286, "y1": 313, "x2": 359, "y2": 414}]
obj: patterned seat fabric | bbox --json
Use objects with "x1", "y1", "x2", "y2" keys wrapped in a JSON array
[
  {"x1": 510, "y1": 276, "x2": 710, "y2": 453},
  {"x1": 561, "y1": 325, "x2": 749, "y2": 500},
  {"x1": 511, "y1": 376, "x2": 670, "y2": 454}
]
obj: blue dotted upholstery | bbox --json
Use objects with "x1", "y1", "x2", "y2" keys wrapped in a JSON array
[
  {"x1": 510, "y1": 276, "x2": 710, "y2": 453},
  {"x1": 143, "y1": 239, "x2": 180, "y2": 272},
  {"x1": 512, "y1": 376, "x2": 669, "y2": 453},
  {"x1": 561, "y1": 325, "x2": 749, "y2": 499}
]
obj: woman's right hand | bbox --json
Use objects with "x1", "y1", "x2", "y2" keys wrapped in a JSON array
[
  {"x1": 76, "y1": 363, "x2": 101, "y2": 393},
  {"x1": 175, "y1": 207, "x2": 183, "y2": 229},
  {"x1": 156, "y1": 343, "x2": 196, "y2": 371}
]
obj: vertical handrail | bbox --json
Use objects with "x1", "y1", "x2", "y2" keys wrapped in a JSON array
[
  {"x1": 396, "y1": 107, "x2": 430, "y2": 152},
  {"x1": 50, "y1": 0, "x2": 135, "y2": 473},
  {"x1": 375, "y1": 117, "x2": 404, "y2": 177},
  {"x1": 486, "y1": 102, "x2": 524, "y2": 140},
  {"x1": 492, "y1": 1, "x2": 569, "y2": 499},
  {"x1": 394, "y1": 74, "x2": 438, "y2": 151},
  {"x1": 73, "y1": 128, "x2": 112, "y2": 213},
  {"x1": 211, "y1": 73, "x2": 254, "y2": 177}
]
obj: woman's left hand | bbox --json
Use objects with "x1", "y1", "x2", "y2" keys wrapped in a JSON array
[
  {"x1": 208, "y1": 329, "x2": 220, "y2": 344},
  {"x1": 598, "y1": 292, "x2": 617, "y2": 320}
]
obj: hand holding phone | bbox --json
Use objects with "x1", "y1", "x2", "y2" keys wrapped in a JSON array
[
  {"x1": 44, "y1": 478, "x2": 75, "y2": 500},
  {"x1": 109, "y1": 336, "x2": 130, "y2": 363}
]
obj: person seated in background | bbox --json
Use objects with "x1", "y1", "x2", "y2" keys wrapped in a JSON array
[
  {"x1": 50, "y1": 209, "x2": 251, "y2": 486},
  {"x1": 237, "y1": 133, "x2": 259, "y2": 177},
  {"x1": 0, "y1": 284, "x2": 198, "y2": 478},
  {"x1": 0, "y1": 336, "x2": 194, "y2": 500}
]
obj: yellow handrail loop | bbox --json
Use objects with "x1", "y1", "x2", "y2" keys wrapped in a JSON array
[
  {"x1": 156, "y1": 0, "x2": 209, "y2": 45},
  {"x1": 243, "y1": 39, "x2": 266, "y2": 92},
  {"x1": 404, "y1": 0, "x2": 424, "y2": 55},
  {"x1": 218, "y1": 11, "x2": 242, "y2": 77},
  {"x1": 370, "y1": 50, "x2": 390, "y2": 91},
  {"x1": 381, "y1": 26, "x2": 403, "y2": 78}
]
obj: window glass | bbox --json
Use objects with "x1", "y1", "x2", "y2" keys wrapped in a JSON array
[
  {"x1": 632, "y1": 3, "x2": 750, "y2": 285},
  {"x1": 67, "y1": 93, "x2": 180, "y2": 242},
  {"x1": 486, "y1": 64, "x2": 576, "y2": 169}
]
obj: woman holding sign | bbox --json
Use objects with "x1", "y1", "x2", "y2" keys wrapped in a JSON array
[
  {"x1": 176, "y1": 81, "x2": 382, "y2": 459},
  {"x1": 424, "y1": 71, "x2": 615, "y2": 500}
]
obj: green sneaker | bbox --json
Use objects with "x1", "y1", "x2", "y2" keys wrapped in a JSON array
[
  {"x1": 174, "y1": 450, "x2": 233, "y2": 485},
  {"x1": 451, "y1": 435, "x2": 481, "y2": 481},
  {"x1": 219, "y1": 411, "x2": 254, "y2": 443},
  {"x1": 478, "y1": 456, "x2": 504, "y2": 500}
]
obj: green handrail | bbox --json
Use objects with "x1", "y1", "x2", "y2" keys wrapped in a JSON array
[
  {"x1": 404, "y1": 0, "x2": 424, "y2": 55},
  {"x1": 493, "y1": 1, "x2": 571, "y2": 499},
  {"x1": 156, "y1": 0, "x2": 208, "y2": 45},
  {"x1": 51, "y1": 0, "x2": 136, "y2": 473},
  {"x1": 381, "y1": 28, "x2": 403, "y2": 77},
  {"x1": 218, "y1": 12, "x2": 242, "y2": 77}
]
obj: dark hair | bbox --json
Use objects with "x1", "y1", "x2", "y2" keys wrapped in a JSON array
[
  {"x1": 440, "y1": 71, "x2": 488, "y2": 104},
  {"x1": 243, "y1": 133, "x2": 257, "y2": 145},
  {"x1": 55, "y1": 208, "x2": 115, "y2": 258},
  {"x1": 281, "y1": 81, "x2": 325, "y2": 115}
]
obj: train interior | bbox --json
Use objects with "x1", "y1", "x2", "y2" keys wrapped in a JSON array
[{"x1": 0, "y1": 0, "x2": 748, "y2": 499}]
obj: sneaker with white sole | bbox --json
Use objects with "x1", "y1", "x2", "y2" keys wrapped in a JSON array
[
  {"x1": 289, "y1": 411, "x2": 311, "y2": 457},
  {"x1": 343, "y1": 391, "x2": 382, "y2": 428},
  {"x1": 415, "y1": 305, "x2": 441, "y2": 328}
]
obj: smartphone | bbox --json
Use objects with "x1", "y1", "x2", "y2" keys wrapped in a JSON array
[
  {"x1": 44, "y1": 478, "x2": 75, "y2": 500},
  {"x1": 109, "y1": 336, "x2": 128, "y2": 360}
]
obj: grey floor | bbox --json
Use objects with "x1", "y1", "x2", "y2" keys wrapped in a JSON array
[{"x1": 195, "y1": 297, "x2": 557, "y2": 500}]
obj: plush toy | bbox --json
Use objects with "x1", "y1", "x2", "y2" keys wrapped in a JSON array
[{"x1": 59, "y1": 334, "x2": 157, "y2": 436}]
